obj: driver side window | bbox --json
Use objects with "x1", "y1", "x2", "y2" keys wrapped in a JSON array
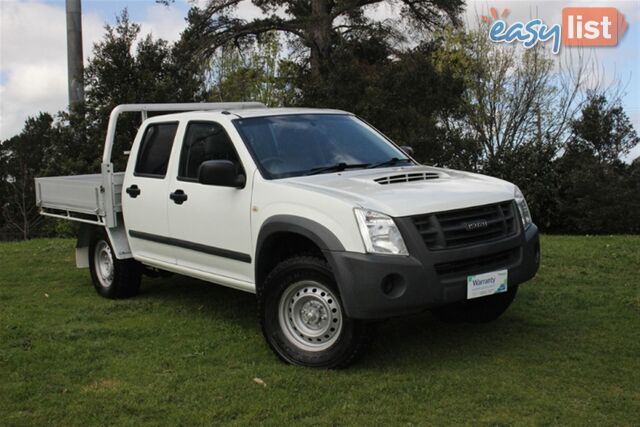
[{"x1": 178, "y1": 121, "x2": 241, "y2": 181}]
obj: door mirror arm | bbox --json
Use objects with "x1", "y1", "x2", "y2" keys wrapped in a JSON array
[{"x1": 234, "y1": 173, "x2": 246, "y2": 188}]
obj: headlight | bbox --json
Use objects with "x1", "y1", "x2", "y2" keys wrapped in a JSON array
[
  {"x1": 354, "y1": 208, "x2": 408, "y2": 255},
  {"x1": 514, "y1": 186, "x2": 532, "y2": 229}
]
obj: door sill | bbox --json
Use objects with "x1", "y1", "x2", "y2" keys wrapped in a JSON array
[{"x1": 135, "y1": 255, "x2": 256, "y2": 294}]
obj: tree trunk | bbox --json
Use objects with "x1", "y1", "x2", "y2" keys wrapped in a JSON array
[{"x1": 309, "y1": 0, "x2": 333, "y2": 78}]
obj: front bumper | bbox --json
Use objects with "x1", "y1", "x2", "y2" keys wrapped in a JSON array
[{"x1": 326, "y1": 221, "x2": 540, "y2": 320}]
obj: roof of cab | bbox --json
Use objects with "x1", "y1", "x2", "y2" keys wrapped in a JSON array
[{"x1": 151, "y1": 107, "x2": 351, "y2": 122}]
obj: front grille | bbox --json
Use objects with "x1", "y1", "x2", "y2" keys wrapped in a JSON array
[
  {"x1": 412, "y1": 201, "x2": 517, "y2": 250},
  {"x1": 435, "y1": 248, "x2": 520, "y2": 277}
]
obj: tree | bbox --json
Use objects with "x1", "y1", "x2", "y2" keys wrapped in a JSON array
[
  {"x1": 435, "y1": 26, "x2": 588, "y2": 168},
  {"x1": 85, "y1": 9, "x2": 206, "y2": 170},
  {"x1": 553, "y1": 95, "x2": 640, "y2": 233},
  {"x1": 178, "y1": 0, "x2": 464, "y2": 79},
  {"x1": 554, "y1": 148, "x2": 640, "y2": 234},
  {"x1": 0, "y1": 114, "x2": 58, "y2": 239},
  {"x1": 207, "y1": 32, "x2": 297, "y2": 106},
  {"x1": 295, "y1": 34, "x2": 472, "y2": 166},
  {"x1": 569, "y1": 94, "x2": 640, "y2": 163}
]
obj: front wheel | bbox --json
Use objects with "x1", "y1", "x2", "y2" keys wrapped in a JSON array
[
  {"x1": 259, "y1": 256, "x2": 372, "y2": 368},
  {"x1": 89, "y1": 233, "x2": 141, "y2": 299}
]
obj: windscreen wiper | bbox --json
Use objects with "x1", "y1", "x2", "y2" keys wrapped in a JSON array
[
  {"x1": 366, "y1": 157, "x2": 413, "y2": 169},
  {"x1": 305, "y1": 162, "x2": 370, "y2": 176}
]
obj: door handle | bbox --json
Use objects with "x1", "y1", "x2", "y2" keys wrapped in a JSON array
[
  {"x1": 126, "y1": 184, "x2": 141, "y2": 198},
  {"x1": 169, "y1": 189, "x2": 188, "y2": 205}
]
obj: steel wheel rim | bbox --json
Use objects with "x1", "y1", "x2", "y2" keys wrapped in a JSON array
[
  {"x1": 94, "y1": 240, "x2": 114, "y2": 288},
  {"x1": 278, "y1": 280, "x2": 343, "y2": 352}
]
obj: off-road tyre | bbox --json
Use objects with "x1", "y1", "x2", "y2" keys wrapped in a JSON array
[
  {"x1": 89, "y1": 232, "x2": 142, "y2": 299},
  {"x1": 258, "y1": 256, "x2": 373, "y2": 368}
]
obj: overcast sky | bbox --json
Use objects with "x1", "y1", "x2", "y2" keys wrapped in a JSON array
[{"x1": 0, "y1": 0, "x2": 638, "y2": 159}]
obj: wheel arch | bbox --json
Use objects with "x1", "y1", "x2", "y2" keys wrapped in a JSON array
[
  {"x1": 76, "y1": 216, "x2": 132, "y2": 268},
  {"x1": 255, "y1": 215, "x2": 345, "y2": 292}
]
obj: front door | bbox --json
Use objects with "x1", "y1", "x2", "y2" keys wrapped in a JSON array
[
  {"x1": 122, "y1": 121, "x2": 178, "y2": 265},
  {"x1": 167, "y1": 121, "x2": 253, "y2": 282}
]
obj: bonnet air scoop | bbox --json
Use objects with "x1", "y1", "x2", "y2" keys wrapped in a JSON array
[{"x1": 374, "y1": 171, "x2": 441, "y2": 185}]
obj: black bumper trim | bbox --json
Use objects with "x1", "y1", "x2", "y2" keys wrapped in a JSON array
[{"x1": 327, "y1": 223, "x2": 540, "y2": 319}]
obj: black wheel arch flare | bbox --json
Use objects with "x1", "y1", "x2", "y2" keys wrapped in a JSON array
[{"x1": 255, "y1": 215, "x2": 346, "y2": 293}]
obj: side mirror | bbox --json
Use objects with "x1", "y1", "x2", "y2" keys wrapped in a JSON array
[
  {"x1": 198, "y1": 160, "x2": 246, "y2": 188},
  {"x1": 400, "y1": 145, "x2": 414, "y2": 157}
]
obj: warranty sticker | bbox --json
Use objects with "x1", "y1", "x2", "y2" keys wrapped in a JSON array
[{"x1": 467, "y1": 270, "x2": 508, "y2": 299}]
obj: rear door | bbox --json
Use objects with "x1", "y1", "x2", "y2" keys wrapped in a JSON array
[
  {"x1": 122, "y1": 121, "x2": 179, "y2": 265},
  {"x1": 166, "y1": 120, "x2": 253, "y2": 282}
]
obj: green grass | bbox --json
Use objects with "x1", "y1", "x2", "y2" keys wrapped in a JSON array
[{"x1": 1, "y1": 236, "x2": 638, "y2": 426}]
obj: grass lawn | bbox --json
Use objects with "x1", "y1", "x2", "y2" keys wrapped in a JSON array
[{"x1": 1, "y1": 235, "x2": 638, "y2": 425}]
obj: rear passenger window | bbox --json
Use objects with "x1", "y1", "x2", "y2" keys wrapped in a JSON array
[
  {"x1": 135, "y1": 122, "x2": 178, "y2": 177},
  {"x1": 178, "y1": 122, "x2": 241, "y2": 180}
]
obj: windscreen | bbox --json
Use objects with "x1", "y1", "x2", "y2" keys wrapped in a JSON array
[{"x1": 234, "y1": 114, "x2": 410, "y2": 179}]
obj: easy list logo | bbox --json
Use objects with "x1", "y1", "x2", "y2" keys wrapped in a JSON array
[{"x1": 484, "y1": 7, "x2": 628, "y2": 54}]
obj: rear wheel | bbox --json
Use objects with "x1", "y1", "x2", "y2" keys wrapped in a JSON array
[
  {"x1": 259, "y1": 256, "x2": 372, "y2": 368},
  {"x1": 433, "y1": 286, "x2": 518, "y2": 323},
  {"x1": 89, "y1": 233, "x2": 141, "y2": 299}
]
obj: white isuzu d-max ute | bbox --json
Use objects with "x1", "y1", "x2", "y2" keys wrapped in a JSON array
[{"x1": 35, "y1": 103, "x2": 540, "y2": 368}]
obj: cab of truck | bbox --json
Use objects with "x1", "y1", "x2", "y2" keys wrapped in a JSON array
[{"x1": 36, "y1": 104, "x2": 540, "y2": 368}]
